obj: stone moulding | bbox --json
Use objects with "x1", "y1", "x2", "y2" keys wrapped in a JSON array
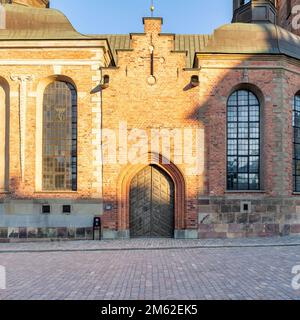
[{"x1": 10, "y1": 74, "x2": 34, "y2": 182}]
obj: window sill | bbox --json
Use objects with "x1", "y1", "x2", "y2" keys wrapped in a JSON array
[
  {"x1": 34, "y1": 191, "x2": 78, "y2": 194},
  {"x1": 292, "y1": 192, "x2": 300, "y2": 196},
  {"x1": 225, "y1": 190, "x2": 266, "y2": 194}
]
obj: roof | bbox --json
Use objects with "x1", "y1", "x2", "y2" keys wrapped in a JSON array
[
  {"x1": 200, "y1": 23, "x2": 300, "y2": 61},
  {"x1": 92, "y1": 24, "x2": 300, "y2": 68},
  {"x1": 1, "y1": 4, "x2": 300, "y2": 68},
  {"x1": 174, "y1": 34, "x2": 212, "y2": 68},
  {"x1": 94, "y1": 34, "x2": 212, "y2": 68},
  {"x1": 0, "y1": 4, "x2": 89, "y2": 40},
  {"x1": 1, "y1": 0, "x2": 49, "y2": 8},
  {"x1": 0, "y1": 4, "x2": 212, "y2": 67}
]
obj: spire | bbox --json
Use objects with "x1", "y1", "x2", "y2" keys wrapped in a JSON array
[{"x1": 150, "y1": 0, "x2": 154, "y2": 17}]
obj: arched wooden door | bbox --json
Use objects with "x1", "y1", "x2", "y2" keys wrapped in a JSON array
[{"x1": 129, "y1": 165, "x2": 175, "y2": 238}]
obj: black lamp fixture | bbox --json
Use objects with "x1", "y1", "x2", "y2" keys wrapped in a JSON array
[
  {"x1": 100, "y1": 75, "x2": 110, "y2": 89},
  {"x1": 191, "y1": 75, "x2": 200, "y2": 87}
]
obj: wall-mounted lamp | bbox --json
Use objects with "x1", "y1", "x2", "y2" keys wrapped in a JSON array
[
  {"x1": 191, "y1": 75, "x2": 200, "y2": 87},
  {"x1": 100, "y1": 75, "x2": 110, "y2": 89}
]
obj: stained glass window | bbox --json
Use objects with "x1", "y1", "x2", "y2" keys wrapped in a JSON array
[{"x1": 42, "y1": 81, "x2": 77, "y2": 191}]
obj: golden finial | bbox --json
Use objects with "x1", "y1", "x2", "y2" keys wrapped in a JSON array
[{"x1": 150, "y1": 0, "x2": 155, "y2": 17}]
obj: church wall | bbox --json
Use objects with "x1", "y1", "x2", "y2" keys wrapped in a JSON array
[
  {"x1": 1, "y1": 12, "x2": 300, "y2": 240},
  {"x1": 98, "y1": 18, "x2": 300, "y2": 240},
  {"x1": 100, "y1": 19, "x2": 204, "y2": 239},
  {"x1": 194, "y1": 54, "x2": 300, "y2": 238},
  {"x1": 0, "y1": 43, "x2": 108, "y2": 241}
]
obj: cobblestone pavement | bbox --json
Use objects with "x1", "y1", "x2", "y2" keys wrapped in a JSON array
[
  {"x1": 1, "y1": 236, "x2": 300, "y2": 253},
  {"x1": 0, "y1": 238, "x2": 300, "y2": 300}
]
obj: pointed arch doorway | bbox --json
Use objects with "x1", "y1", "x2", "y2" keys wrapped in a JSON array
[{"x1": 129, "y1": 165, "x2": 175, "y2": 238}]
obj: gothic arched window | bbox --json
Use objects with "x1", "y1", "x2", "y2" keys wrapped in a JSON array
[
  {"x1": 42, "y1": 81, "x2": 77, "y2": 191},
  {"x1": 0, "y1": 82, "x2": 8, "y2": 192},
  {"x1": 293, "y1": 93, "x2": 300, "y2": 192},
  {"x1": 227, "y1": 89, "x2": 260, "y2": 191}
]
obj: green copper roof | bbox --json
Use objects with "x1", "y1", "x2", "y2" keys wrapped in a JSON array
[
  {"x1": 0, "y1": 4, "x2": 89, "y2": 40},
  {"x1": 175, "y1": 34, "x2": 212, "y2": 68},
  {"x1": 201, "y1": 23, "x2": 300, "y2": 61},
  {"x1": 92, "y1": 24, "x2": 300, "y2": 68},
  {"x1": 1, "y1": 4, "x2": 300, "y2": 68},
  {"x1": 95, "y1": 34, "x2": 212, "y2": 68}
]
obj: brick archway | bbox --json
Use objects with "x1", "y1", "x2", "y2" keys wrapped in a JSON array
[{"x1": 117, "y1": 153, "x2": 186, "y2": 233}]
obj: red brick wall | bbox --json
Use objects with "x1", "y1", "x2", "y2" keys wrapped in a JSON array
[
  {"x1": 196, "y1": 58, "x2": 294, "y2": 197},
  {"x1": 1, "y1": 18, "x2": 300, "y2": 240},
  {"x1": 101, "y1": 18, "x2": 300, "y2": 235},
  {"x1": 101, "y1": 18, "x2": 203, "y2": 232},
  {"x1": 0, "y1": 44, "x2": 108, "y2": 201}
]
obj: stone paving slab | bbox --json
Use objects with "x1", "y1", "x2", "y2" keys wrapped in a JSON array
[{"x1": 0, "y1": 236, "x2": 300, "y2": 253}]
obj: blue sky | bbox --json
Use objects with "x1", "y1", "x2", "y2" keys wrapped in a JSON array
[{"x1": 51, "y1": 0, "x2": 233, "y2": 35}]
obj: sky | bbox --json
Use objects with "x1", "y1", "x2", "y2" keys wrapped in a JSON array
[{"x1": 50, "y1": 0, "x2": 233, "y2": 35}]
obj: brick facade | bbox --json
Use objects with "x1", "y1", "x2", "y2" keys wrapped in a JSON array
[
  {"x1": 0, "y1": 2, "x2": 300, "y2": 241},
  {"x1": 100, "y1": 18, "x2": 203, "y2": 239},
  {"x1": 0, "y1": 37, "x2": 110, "y2": 240},
  {"x1": 99, "y1": 18, "x2": 300, "y2": 239}
]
